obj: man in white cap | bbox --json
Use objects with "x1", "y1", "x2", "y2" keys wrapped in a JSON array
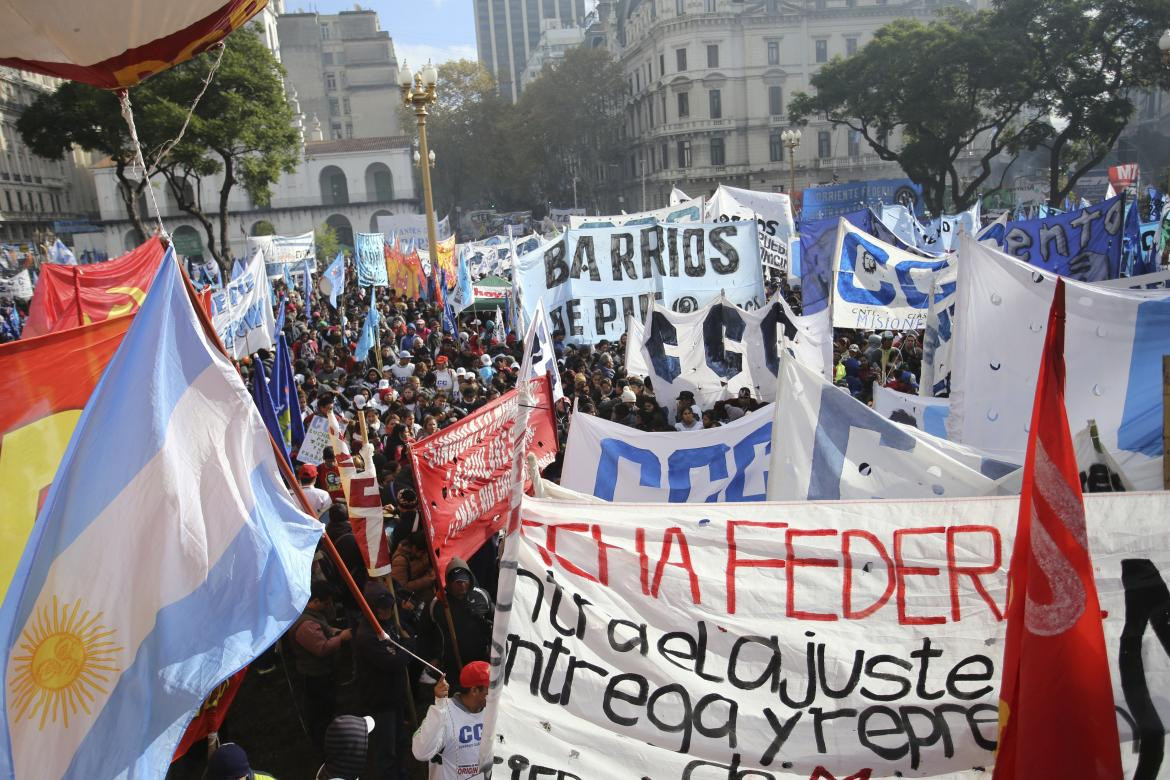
[{"x1": 389, "y1": 349, "x2": 415, "y2": 388}]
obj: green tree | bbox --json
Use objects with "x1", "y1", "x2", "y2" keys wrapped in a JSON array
[
  {"x1": 789, "y1": 10, "x2": 1044, "y2": 214},
  {"x1": 996, "y1": 0, "x2": 1170, "y2": 206},
  {"x1": 315, "y1": 223, "x2": 340, "y2": 262},
  {"x1": 147, "y1": 26, "x2": 300, "y2": 267},
  {"x1": 17, "y1": 24, "x2": 299, "y2": 270},
  {"x1": 515, "y1": 46, "x2": 626, "y2": 214},
  {"x1": 17, "y1": 83, "x2": 163, "y2": 241},
  {"x1": 411, "y1": 60, "x2": 513, "y2": 215}
]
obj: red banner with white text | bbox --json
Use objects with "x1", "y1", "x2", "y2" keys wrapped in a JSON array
[{"x1": 410, "y1": 376, "x2": 557, "y2": 585}]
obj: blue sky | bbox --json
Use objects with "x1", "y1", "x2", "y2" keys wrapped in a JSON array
[{"x1": 293, "y1": 0, "x2": 479, "y2": 66}]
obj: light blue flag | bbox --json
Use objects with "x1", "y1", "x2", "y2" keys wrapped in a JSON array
[
  {"x1": 49, "y1": 238, "x2": 77, "y2": 265},
  {"x1": 322, "y1": 251, "x2": 345, "y2": 309},
  {"x1": 282, "y1": 261, "x2": 292, "y2": 291},
  {"x1": 0, "y1": 249, "x2": 321, "y2": 778},
  {"x1": 231, "y1": 257, "x2": 246, "y2": 280},
  {"x1": 452, "y1": 245, "x2": 474, "y2": 313},
  {"x1": 354, "y1": 286, "x2": 379, "y2": 361}
]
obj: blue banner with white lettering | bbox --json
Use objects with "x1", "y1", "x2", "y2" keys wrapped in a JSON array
[
  {"x1": 797, "y1": 210, "x2": 867, "y2": 315},
  {"x1": 355, "y1": 232, "x2": 389, "y2": 288},
  {"x1": 993, "y1": 194, "x2": 1124, "y2": 281},
  {"x1": 801, "y1": 179, "x2": 923, "y2": 221}
]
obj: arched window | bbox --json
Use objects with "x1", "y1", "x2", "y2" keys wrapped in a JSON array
[
  {"x1": 365, "y1": 162, "x2": 394, "y2": 202},
  {"x1": 250, "y1": 220, "x2": 277, "y2": 236},
  {"x1": 319, "y1": 165, "x2": 349, "y2": 206},
  {"x1": 325, "y1": 213, "x2": 354, "y2": 249},
  {"x1": 369, "y1": 209, "x2": 392, "y2": 233}
]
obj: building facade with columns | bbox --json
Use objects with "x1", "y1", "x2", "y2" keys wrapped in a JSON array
[
  {"x1": 609, "y1": 0, "x2": 969, "y2": 212},
  {"x1": 90, "y1": 135, "x2": 417, "y2": 262}
]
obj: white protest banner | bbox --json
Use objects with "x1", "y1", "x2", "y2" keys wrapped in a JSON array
[
  {"x1": 947, "y1": 235, "x2": 1170, "y2": 490},
  {"x1": 641, "y1": 294, "x2": 827, "y2": 414},
  {"x1": 669, "y1": 187, "x2": 691, "y2": 205},
  {"x1": 920, "y1": 272, "x2": 957, "y2": 397},
  {"x1": 561, "y1": 404, "x2": 773, "y2": 502},
  {"x1": 376, "y1": 213, "x2": 452, "y2": 244},
  {"x1": 768, "y1": 352, "x2": 1018, "y2": 501},
  {"x1": 570, "y1": 198, "x2": 704, "y2": 229},
  {"x1": 833, "y1": 220, "x2": 954, "y2": 330},
  {"x1": 705, "y1": 185, "x2": 796, "y2": 276},
  {"x1": 210, "y1": 251, "x2": 275, "y2": 358},
  {"x1": 926, "y1": 201, "x2": 980, "y2": 252},
  {"x1": 1096, "y1": 268, "x2": 1170, "y2": 290},
  {"x1": 516, "y1": 222, "x2": 765, "y2": 345},
  {"x1": 624, "y1": 314, "x2": 650, "y2": 378},
  {"x1": 484, "y1": 491, "x2": 1170, "y2": 779},
  {"x1": 873, "y1": 383, "x2": 952, "y2": 439},
  {"x1": 295, "y1": 415, "x2": 330, "y2": 466},
  {"x1": 246, "y1": 231, "x2": 316, "y2": 278},
  {"x1": 0, "y1": 269, "x2": 33, "y2": 302}
]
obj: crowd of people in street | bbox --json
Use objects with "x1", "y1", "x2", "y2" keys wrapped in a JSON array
[{"x1": 182, "y1": 262, "x2": 939, "y2": 780}]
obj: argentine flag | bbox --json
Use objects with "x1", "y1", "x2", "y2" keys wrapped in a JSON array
[{"x1": 0, "y1": 250, "x2": 322, "y2": 778}]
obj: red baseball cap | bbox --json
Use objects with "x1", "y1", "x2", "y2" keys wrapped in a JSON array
[
  {"x1": 297, "y1": 464, "x2": 318, "y2": 481},
  {"x1": 459, "y1": 660, "x2": 490, "y2": 689}
]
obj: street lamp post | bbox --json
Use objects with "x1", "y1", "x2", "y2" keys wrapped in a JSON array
[
  {"x1": 781, "y1": 128, "x2": 802, "y2": 198},
  {"x1": 399, "y1": 60, "x2": 440, "y2": 258}
]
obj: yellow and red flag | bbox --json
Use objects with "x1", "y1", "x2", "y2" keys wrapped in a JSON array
[
  {"x1": 23, "y1": 237, "x2": 165, "y2": 337},
  {"x1": 994, "y1": 279, "x2": 1123, "y2": 780},
  {"x1": 0, "y1": 315, "x2": 133, "y2": 602}
]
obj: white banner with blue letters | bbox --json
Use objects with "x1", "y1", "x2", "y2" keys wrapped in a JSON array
[
  {"x1": 561, "y1": 404, "x2": 774, "y2": 502},
  {"x1": 832, "y1": 220, "x2": 954, "y2": 330}
]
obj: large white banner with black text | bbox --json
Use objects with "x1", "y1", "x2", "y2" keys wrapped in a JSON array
[
  {"x1": 516, "y1": 222, "x2": 765, "y2": 344},
  {"x1": 705, "y1": 185, "x2": 796, "y2": 278},
  {"x1": 484, "y1": 492, "x2": 1170, "y2": 779}
]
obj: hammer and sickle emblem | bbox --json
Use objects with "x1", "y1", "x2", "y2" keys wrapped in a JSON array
[{"x1": 82, "y1": 286, "x2": 146, "y2": 324}]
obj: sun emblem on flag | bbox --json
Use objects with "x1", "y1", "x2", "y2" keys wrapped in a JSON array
[{"x1": 8, "y1": 597, "x2": 122, "y2": 729}]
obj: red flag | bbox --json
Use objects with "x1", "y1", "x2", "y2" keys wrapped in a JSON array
[
  {"x1": 24, "y1": 237, "x2": 166, "y2": 337},
  {"x1": 0, "y1": 316, "x2": 133, "y2": 601},
  {"x1": 410, "y1": 375, "x2": 557, "y2": 586},
  {"x1": 994, "y1": 279, "x2": 1122, "y2": 779},
  {"x1": 171, "y1": 669, "x2": 247, "y2": 761}
]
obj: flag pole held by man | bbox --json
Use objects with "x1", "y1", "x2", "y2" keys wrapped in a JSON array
[{"x1": 0, "y1": 249, "x2": 322, "y2": 778}]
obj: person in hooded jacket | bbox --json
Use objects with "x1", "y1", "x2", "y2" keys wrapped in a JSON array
[{"x1": 424, "y1": 557, "x2": 494, "y2": 682}]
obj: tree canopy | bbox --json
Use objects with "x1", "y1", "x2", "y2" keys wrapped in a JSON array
[{"x1": 18, "y1": 24, "x2": 299, "y2": 268}]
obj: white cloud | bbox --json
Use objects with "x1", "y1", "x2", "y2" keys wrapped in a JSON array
[{"x1": 394, "y1": 42, "x2": 478, "y2": 67}]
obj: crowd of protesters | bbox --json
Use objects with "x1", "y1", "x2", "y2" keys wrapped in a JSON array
[{"x1": 184, "y1": 261, "x2": 938, "y2": 780}]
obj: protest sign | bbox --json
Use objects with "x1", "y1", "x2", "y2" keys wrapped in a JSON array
[
  {"x1": 483, "y1": 490, "x2": 1170, "y2": 779},
  {"x1": 832, "y1": 219, "x2": 954, "y2": 330},
  {"x1": 354, "y1": 232, "x2": 389, "y2": 287},
  {"x1": 802, "y1": 178, "x2": 923, "y2": 220},
  {"x1": 873, "y1": 384, "x2": 952, "y2": 439},
  {"x1": 768, "y1": 353, "x2": 1018, "y2": 502},
  {"x1": 948, "y1": 235, "x2": 1170, "y2": 490},
  {"x1": 246, "y1": 232, "x2": 316, "y2": 278},
  {"x1": 704, "y1": 185, "x2": 796, "y2": 276},
  {"x1": 516, "y1": 222, "x2": 765, "y2": 344},
  {"x1": 991, "y1": 194, "x2": 1125, "y2": 281},
  {"x1": 409, "y1": 376, "x2": 557, "y2": 586},
  {"x1": 570, "y1": 198, "x2": 703, "y2": 229},
  {"x1": 296, "y1": 415, "x2": 331, "y2": 466},
  {"x1": 375, "y1": 213, "x2": 452, "y2": 244},
  {"x1": 641, "y1": 294, "x2": 829, "y2": 413},
  {"x1": 0, "y1": 269, "x2": 32, "y2": 302},
  {"x1": 561, "y1": 404, "x2": 773, "y2": 502},
  {"x1": 209, "y1": 251, "x2": 275, "y2": 358}
]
